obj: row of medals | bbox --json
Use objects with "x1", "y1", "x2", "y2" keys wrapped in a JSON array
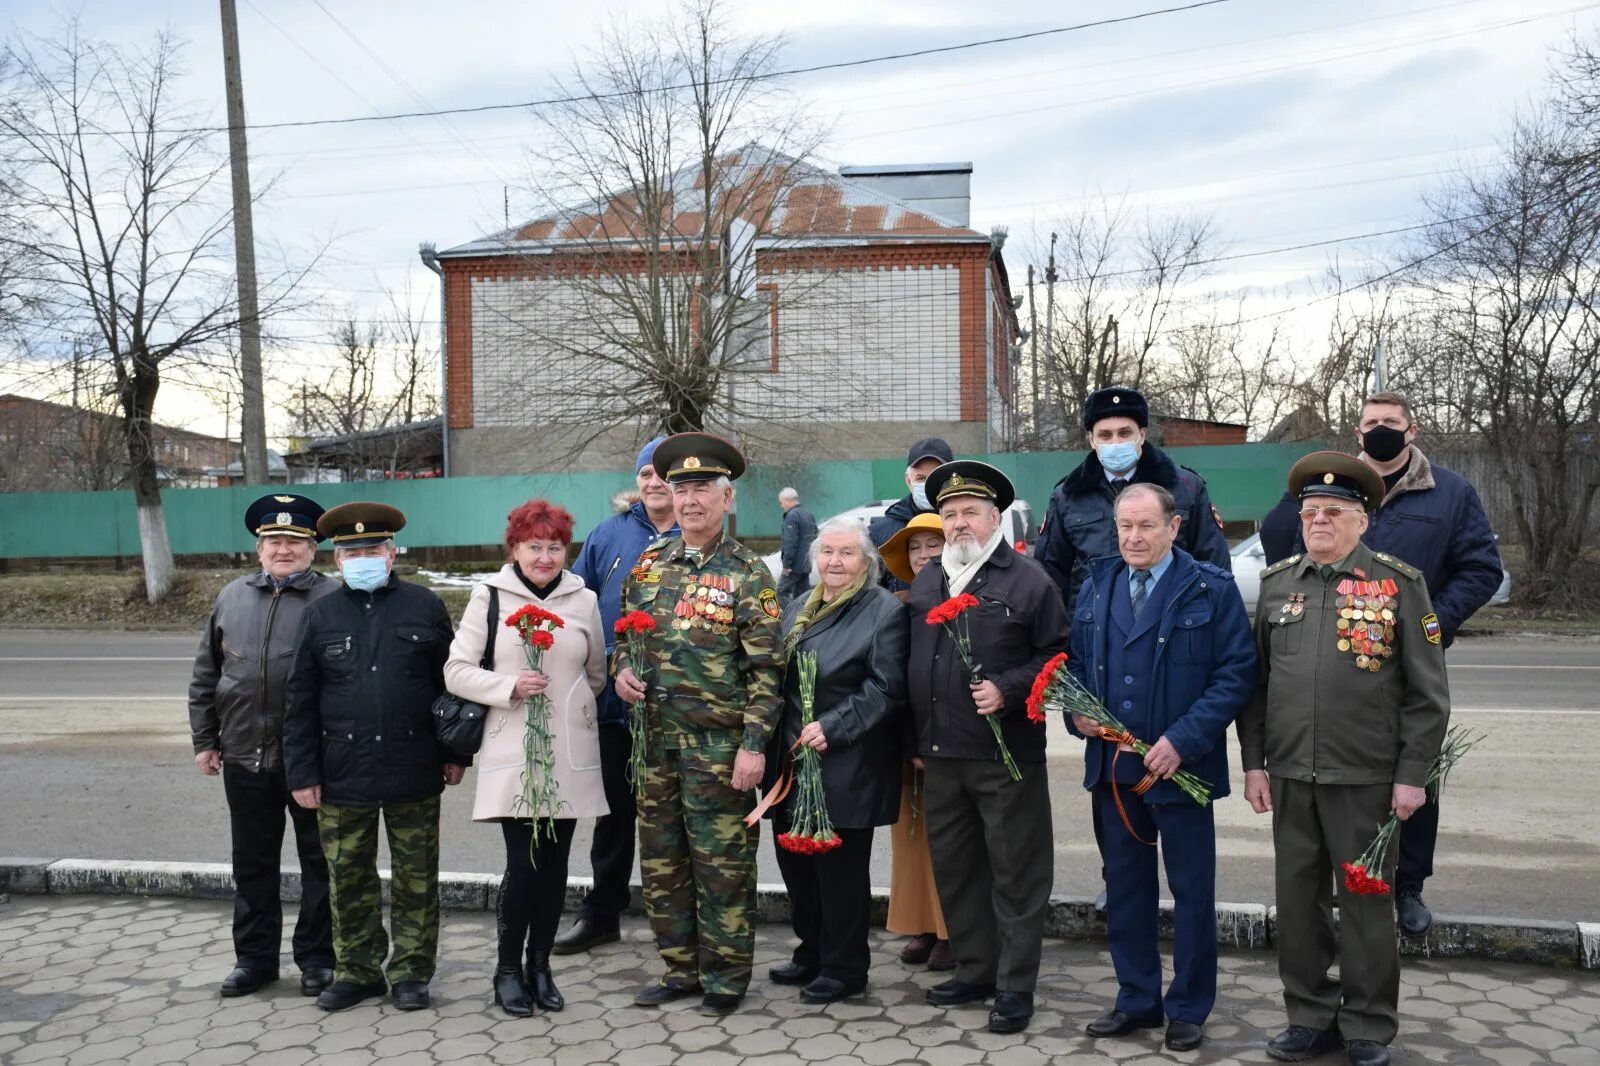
[
  {"x1": 1336, "y1": 588, "x2": 1397, "y2": 672},
  {"x1": 673, "y1": 573, "x2": 736, "y2": 633}
]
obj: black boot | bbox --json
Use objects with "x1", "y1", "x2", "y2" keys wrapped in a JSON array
[
  {"x1": 528, "y1": 951, "x2": 564, "y2": 1012},
  {"x1": 493, "y1": 965, "x2": 534, "y2": 1017}
]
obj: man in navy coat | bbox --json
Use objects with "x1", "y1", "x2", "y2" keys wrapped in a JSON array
[{"x1": 1066, "y1": 483, "x2": 1256, "y2": 1054}]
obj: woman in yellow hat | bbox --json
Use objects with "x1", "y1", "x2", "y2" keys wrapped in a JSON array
[{"x1": 877, "y1": 512, "x2": 953, "y2": 970}]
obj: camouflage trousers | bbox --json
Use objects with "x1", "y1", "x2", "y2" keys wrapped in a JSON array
[
  {"x1": 638, "y1": 744, "x2": 757, "y2": 996},
  {"x1": 316, "y1": 796, "x2": 440, "y2": 986}
]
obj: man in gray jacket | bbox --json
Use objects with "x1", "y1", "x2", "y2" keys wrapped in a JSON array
[{"x1": 189, "y1": 493, "x2": 338, "y2": 999}]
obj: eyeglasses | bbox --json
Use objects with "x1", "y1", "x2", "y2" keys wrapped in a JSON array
[{"x1": 1299, "y1": 505, "x2": 1359, "y2": 520}]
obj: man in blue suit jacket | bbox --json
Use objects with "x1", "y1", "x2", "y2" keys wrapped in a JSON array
[{"x1": 1066, "y1": 483, "x2": 1257, "y2": 1054}]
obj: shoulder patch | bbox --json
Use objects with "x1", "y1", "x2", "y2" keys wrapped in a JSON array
[
  {"x1": 1421, "y1": 612, "x2": 1442, "y2": 644},
  {"x1": 1210, "y1": 503, "x2": 1224, "y2": 530},
  {"x1": 1261, "y1": 554, "x2": 1301, "y2": 578},
  {"x1": 1374, "y1": 552, "x2": 1422, "y2": 580},
  {"x1": 758, "y1": 588, "x2": 780, "y2": 618}
]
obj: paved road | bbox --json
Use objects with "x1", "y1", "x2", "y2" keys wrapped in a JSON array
[
  {"x1": 1, "y1": 630, "x2": 1596, "y2": 923},
  {"x1": 4, "y1": 897, "x2": 1597, "y2": 1066}
]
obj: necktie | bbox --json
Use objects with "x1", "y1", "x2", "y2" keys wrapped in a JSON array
[
  {"x1": 1131, "y1": 568, "x2": 1151, "y2": 619},
  {"x1": 1318, "y1": 563, "x2": 1336, "y2": 583},
  {"x1": 1111, "y1": 478, "x2": 1129, "y2": 494}
]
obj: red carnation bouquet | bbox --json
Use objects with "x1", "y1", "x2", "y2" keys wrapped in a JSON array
[
  {"x1": 926, "y1": 593, "x2": 1021, "y2": 781},
  {"x1": 1028, "y1": 652, "x2": 1213, "y2": 808},
  {"x1": 1343, "y1": 726, "x2": 1482, "y2": 897},
  {"x1": 505, "y1": 603, "x2": 566, "y2": 850},
  {"x1": 777, "y1": 651, "x2": 842, "y2": 856},
  {"x1": 614, "y1": 610, "x2": 657, "y2": 801}
]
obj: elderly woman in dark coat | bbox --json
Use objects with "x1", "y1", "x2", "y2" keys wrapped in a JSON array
[{"x1": 766, "y1": 517, "x2": 909, "y2": 1003}]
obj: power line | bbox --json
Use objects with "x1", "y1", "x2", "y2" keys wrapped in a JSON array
[{"x1": 81, "y1": 1, "x2": 1239, "y2": 137}]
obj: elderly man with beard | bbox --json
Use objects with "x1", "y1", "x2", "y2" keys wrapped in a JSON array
[{"x1": 906, "y1": 460, "x2": 1069, "y2": 1035}]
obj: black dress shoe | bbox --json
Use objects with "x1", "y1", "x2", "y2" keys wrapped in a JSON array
[
  {"x1": 551, "y1": 917, "x2": 620, "y2": 955},
  {"x1": 987, "y1": 991, "x2": 1033, "y2": 1034},
  {"x1": 634, "y1": 982, "x2": 701, "y2": 1006},
  {"x1": 1396, "y1": 890, "x2": 1432, "y2": 936},
  {"x1": 1267, "y1": 1024, "x2": 1343, "y2": 1062},
  {"x1": 299, "y1": 967, "x2": 335, "y2": 997},
  {"x1": 220, "y1": 965, "x2": 278, "y2": 998},
  {"x1": 316, "y1": 978, "x2": 386, "y2": 1012},
  {"x1": 493, "y1": 966, "x2": 534, "y2": 1017},
  {"x1": 527, "y1": 952, "x2": 563, "y2": 1012},
  {"x1": 699, "y1": 992, "x2": 743, "y2": 1016},
  {"x1": 1166, "y1": 1020, "x2": 1205, "y2": 1051},
  {"x1": 800, "y1": 975, "x2": 865, "y2": 1003},
  {"x1": 1345, "y1": 1039, "x2": 1390, "y2": 1066},
  {"x1": 1086, "y1": 1010, "x2": 1164, "y2": 1038},
  {"x1": 390, "y1": 980, "x2": 430, "y2": 1011},
  {"x1": 925, "y1": 979, "x2": 996, "y2": 1006},
  {"x1": 770, "y1": 961, "x2": 820, "y2": 986}
]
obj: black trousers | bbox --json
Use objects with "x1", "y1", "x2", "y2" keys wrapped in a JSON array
[
  {"x1": 223, "y1": 762, "x2": 333, "y2": 971},
  {"x1": 925, "y1": 757, "x2": 1054, "y2": 995},
  {"x1": 1395, "y1": 793, "x2": 1439, "y2": 894},
  {"x1": 498, "y1": 819, "x2": 577, "y2": 968},
  {"x1": 773, "y1": 814, "x2": 875, "y2": 985},
  {"x1": 578, "y1": 722, "x2": 637, "y2": 923}
]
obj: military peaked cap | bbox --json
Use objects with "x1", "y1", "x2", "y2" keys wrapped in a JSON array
[{"x1": 245, "y1": 492, "x2": 325, "y2": 541}]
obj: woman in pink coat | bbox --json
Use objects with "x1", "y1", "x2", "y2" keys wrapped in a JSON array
[{"x1": 444, "y1": 500, "x2": 608, "y2": 1017}]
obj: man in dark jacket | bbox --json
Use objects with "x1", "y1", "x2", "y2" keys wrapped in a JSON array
[
  {"x1": 190, "y1": 493, "x2": 338, "y2": 999},
  {"x1": 556, "y1": 437, "x2": 679, "y2": 955},
  {"x1": 777, "y1": 487, "x2": 817, "y2": 606},
  {"x1": 1066, "y1": 484, "x2": 1256, "y2": 1054},
  {"x1": 868, "y1": 436, "x2": 952, "y2": 591},
  {"x1": 283, "y1": 502, "x2": 466, "y2": 1014},
  {"x1": 1034, "y1": 385, "x2": 1232, "y2": 908},
  {"x1": 907, "y1": 461, "x2": 1069, "y2": 1036},
  {"x1": 1257, "y1": 393, "x2": 1500, "y2": 933}
]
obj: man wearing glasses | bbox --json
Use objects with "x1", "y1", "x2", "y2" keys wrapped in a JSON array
[
  {"x1": 1240, "y1": 452, "x2": 1450, "y2": 1066},
  {"x1": 1258, "y1": 393, "x2": 1500, "y2": 934}
]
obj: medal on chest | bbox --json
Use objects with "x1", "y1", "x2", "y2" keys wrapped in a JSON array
[
  {"x1": 1334, "y1": 578, "x2": 1399, "y2": 671},
  {"x1": 674, "y1": 573, "x2": 735, "y2": 631}
]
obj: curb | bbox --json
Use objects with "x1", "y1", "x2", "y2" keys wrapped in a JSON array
[{"x1": 2, "y1": 857, "x2": 1593, "y2": 971}]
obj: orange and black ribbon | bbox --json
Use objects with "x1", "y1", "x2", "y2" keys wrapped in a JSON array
[{"x1": 1097, "y1": 725, "x2": 1161, "y2": 846}]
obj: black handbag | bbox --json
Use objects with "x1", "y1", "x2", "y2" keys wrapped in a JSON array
[{"x1": 431, "y1": 585, "x2": 499, "y2": 758}]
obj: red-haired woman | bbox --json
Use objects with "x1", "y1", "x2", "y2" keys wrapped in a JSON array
[{"x1": 444, "y1": 499, "x2": 607, "y2": 1017}]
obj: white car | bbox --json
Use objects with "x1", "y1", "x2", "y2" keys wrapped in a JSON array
[
  {"x1": 1231, "y1": 532, "x2": 1268, "y2": 615},
  {"x1": 765, "y1": 498, "x2": 1036, "y2": 580}
]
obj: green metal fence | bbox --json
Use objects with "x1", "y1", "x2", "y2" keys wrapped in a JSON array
[{"x1": 0, "y1": 443, "x2": 1322, "y2": 559}]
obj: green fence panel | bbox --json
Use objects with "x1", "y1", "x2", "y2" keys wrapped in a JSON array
[{"x1": 0, "y1": 442, "x2": 1328, "y2": 559}]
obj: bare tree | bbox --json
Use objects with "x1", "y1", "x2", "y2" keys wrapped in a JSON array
[
  {"x1": 1399, "y1": 111, "x2": 1600, "y2": 598},
  {"x1": 0, "y1": 23, "x2": 303, "y2": 600},
  {"x1": 478, "y1": 0, "x2": 837, "y2": 463},
  {"x1": 1027, "y1": 197, "x2": 1216, "y2": 445},
  {"x1": 1158, "y1": 303, "x2": 1292, "y2": 435}
]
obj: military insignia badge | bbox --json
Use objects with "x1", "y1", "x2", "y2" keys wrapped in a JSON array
[
  {"x1": 759, "y1": 588, "x2": 780, "y2": 618},
  {"x1": 1422, "y1": 613, "x2": 1442, "y2": 644},
  {"x1": 354, "y1": 521, "x2": 365, "y2": 533},
  {"x1": 1211, "y1": 504, "x2": 1224, "y2": 530},
  {"x1": 274, "y1": 494, "x2": 296, "y2": 503},
  {"x1": 276, "y1": 512, "x2": 292, "y2": 525},
  {"x1": 683, "y1": 455, "x2": 702, "y2": 469}
]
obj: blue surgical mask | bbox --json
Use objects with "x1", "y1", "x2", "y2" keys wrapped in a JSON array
[
  {"x1": 342, "y1": 556, "x2": 389, "y2": 592},
  {"x1": 1097, "y1": 440, "x2": 1140, "y2": 476},
  {"x1": 910, "y1": 480, "x2": 931, "y2": 511}
]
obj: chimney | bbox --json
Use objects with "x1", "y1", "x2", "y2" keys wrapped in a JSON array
[{"x1": 838, "y1": 162, "x2": 972, "y2": 226}]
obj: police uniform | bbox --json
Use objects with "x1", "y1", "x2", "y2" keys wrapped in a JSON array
[
  {"x1": 282, "y1": 502, "x2": 460, "y2": 1013},
  {"x1": 1237, "y1": 454, "x2": 1450, "y2": 1062},
  {"x1": 618, "y1": 433, "x2": 784, "y2": 1008}
]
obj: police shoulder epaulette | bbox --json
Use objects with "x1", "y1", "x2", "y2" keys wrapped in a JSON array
[
  {"x1": 1373, "y1": 552, "x2": 1422, "y2": 580},
  {"x1": 1260, "y1": 554, "x2": 1301, "y2": 578},
  {"x1": 1194, "y1": 559, "x2": 1236, "y2": 582}
]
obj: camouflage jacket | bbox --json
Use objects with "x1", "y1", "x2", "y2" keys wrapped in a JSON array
[{"x1": 618, "y1": 529, "x2": 784, "y2": 753}]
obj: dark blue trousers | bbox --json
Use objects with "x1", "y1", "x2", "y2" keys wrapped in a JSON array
[{"x1": 1097, "y1": 784, "x2": 1217, "y2": 1024}]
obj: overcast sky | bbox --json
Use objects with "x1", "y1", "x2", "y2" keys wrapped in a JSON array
[{"x1": 7, "y1": 0, "x2": 1596, "y2": 439}]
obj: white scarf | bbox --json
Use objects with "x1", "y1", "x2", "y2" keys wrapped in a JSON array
[{"x1": 942, "y1": 526, "x2": 1006, "y2": 596}]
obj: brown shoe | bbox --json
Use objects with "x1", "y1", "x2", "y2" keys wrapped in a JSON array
[
  {"x1": 899, "y1": 933, "x2": 938, "y2": 964},
  {"x1": 926, "y1": 939, "x2": 956, "y2": 971}
]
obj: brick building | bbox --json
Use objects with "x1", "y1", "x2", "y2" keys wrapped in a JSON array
[
  {"x1": 434, "y1": 151, "x2": 1020, "y2": 473},
  {"x1": 0, "y1": 394, "x2": 234, "y2": 492}
]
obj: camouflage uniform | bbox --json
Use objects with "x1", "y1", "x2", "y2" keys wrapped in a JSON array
[
  {"x1": 620, "y1": 529, "x2": 784, "y2": 996},
  {"x1": 316, "y1": 796, "x2": 440, "y2": 986}
]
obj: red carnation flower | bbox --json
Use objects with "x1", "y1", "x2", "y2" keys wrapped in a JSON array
[
  {"x1": 1026, "y1": 651, "x2": 1070, "y2": 724},
  {"x1": 506, "y1": 603, "x2": 565, "y2": 630},
  {"x1": 528, "y1": 630, "x2": 555, "y2": 650},
  {"x1": 615, "y1": 610, "x2": 657, "y2": 635}
]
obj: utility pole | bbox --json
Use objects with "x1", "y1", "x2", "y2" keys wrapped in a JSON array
[
  {"x1": 1043, "y1": 232, "x2": 1058, "y2": 442},
  {"x1": 220, "y1": 0, "x2": 266, "y2": 485}
]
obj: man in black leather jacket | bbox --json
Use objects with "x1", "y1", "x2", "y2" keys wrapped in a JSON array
[{"x1": 189, "y1": 493, "x2": 338, "y2": 1000}]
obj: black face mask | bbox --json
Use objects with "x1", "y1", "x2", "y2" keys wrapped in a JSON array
[{"x1": 1361, "y1": 425, "x2": 1410, "y2": 463}]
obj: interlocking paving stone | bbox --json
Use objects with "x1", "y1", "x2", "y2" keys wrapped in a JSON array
[{"x1": 1, "y1": 896, "x2": 1596, "y2": 1065}]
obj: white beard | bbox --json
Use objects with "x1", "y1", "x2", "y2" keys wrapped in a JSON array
[{"x1": 945, "y1": 537, "x2": 986, "y2": 568}]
